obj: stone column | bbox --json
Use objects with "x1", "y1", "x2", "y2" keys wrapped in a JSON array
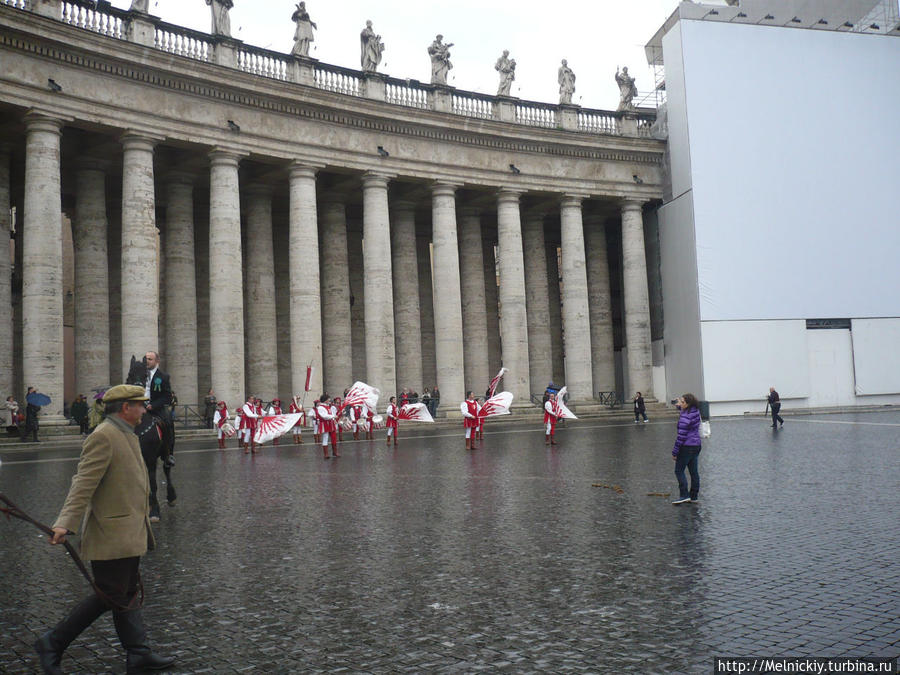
[
  {"x1": 621, "y1": 199, "x2": 653, "y2": 397},
  {"x1": 73, "y1": 161, "x2": 111, "y2": 396},
  {"x1": 430, "y1": 182, "x2": 465, "y2": 407},
  {"x1": 457, "y1": 207, "x2": 489, "y2": 392},
  {"x1": 163, "y1": 173, "x2": 199, "y2": 403},
  {"x1": 273, "y1": 216, "x2": 292, "y2": 401},
  {"x1": 390, "y1": 199, "x2": 423, "y2": 392},
  {"x1": 194, "y1": 206, "x2": 211, "y2": 401},
  {"x1": 320, "y1": 198, "x2": 352, "y2": 395},
  {"x1": 362, "y1": 173, "x2": 396, "y2": 398},
  {"x1": 584, "y1": 214, "x2": 615, "y2": 394},
  {"x1": 347, "y1": 222, "x2": 367, "y2": 381},
  {"x1": 288, "y1": 163, "x2": 323, "y2": 396},
  {"x1": 483, "y1": 237, "x2": 501, "y2": 375},
  {"x1": 108, "y1": 200, "x2": 122, "y2": 383},
  {"x1": 560, "y1": 195, "x2": 594, "y2": 401},
  {"x1": 522, "y1": 210, "x2": 553, "y2": 398},
  {"x1": 416, "y1": 232, "x2": 437, "y2": 389},
  {"x1": 23, "y1": 113, "x2": 65, "y2": 420},
  {"x1": 496, "y1": 190, "x2": 531, "y2": 403},
  {"x1": 0, "y1": 145, "x2": 13, "y2": 409},
  {"x1": 244, "y1": 184, "x2": 278, "y2": 398},
  {"x1": 120, "y1": 132, "x2": 159, "y2": 375},
  {"x1": 208, "y1": 149, "x2": 244, "y2": 407},
  {"x1": 546, "y1": 242, "x2": 565, "y2": 384}
]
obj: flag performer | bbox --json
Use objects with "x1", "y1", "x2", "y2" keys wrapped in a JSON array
[
  {"x1": 544, "y1": 392, "x2": 559, "y2": 445},
  {"x1": 480, "y1": 367, "x2": 508, "y2": 440},
  {"x1": 316, "y1": 394, "x2": 338, "y2": 459},
  {"x1": 214, "y1": 400, "x2": 229, "y2": 449},
  {"x1": 548, "y1": 386, "x2": 578, "y2": 445},
  {"x1": 311, "y1": 398, "x2": 320, "y2": 444},
  {"x1": 461, "y1": 391, "x2": 481, "y2": 450},
  {"x1": 351, "y1": 403, "x2": 362, "y2": 440},
  {"x1": 289, "y1": 395, "x2": 305, "y2": 444},
  {"x1": 267, "y1": 398, "x2": 283, "y2": 445},
  {"x1": 365, "y1": 405, "x2": 375, "y2": 440},
  {"x1": 330, "y1": 397, "x2": 342, "y2": 452},
  {"x1": 239, "y1": 394, "x2": 259, "y2": 454},
  {"x1": 385, "y1": 396, "x2": 399, "y2": 445}
]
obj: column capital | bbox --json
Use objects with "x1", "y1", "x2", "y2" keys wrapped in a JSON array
[
  {"x1": 560, "y1": 194, "x2": 589, "y2": 208},
  {"x1": 288, "y1": 160, "x2": 324, "y2": 179},
  {"x1": 497, "y1": 188, "x2": 523, "y2": 205},
  {"x1": 362, "y1": 172, "x2": 392, "y2": 190},
  {"x1": 208, "y1": 147, "x2": 247, "y2": 167},
  {"x1": 120, "y1": 131, "x2": 164, "y2": 151},
  {"x1": 23, "y1": 110, "x2": 66, "y2": 135},
  {"x1": 620, "y1": 197, "x2": 647, "y2": 211},
  {"x1": 431, "y1": 181, "x2": 460, "y2": 197}
]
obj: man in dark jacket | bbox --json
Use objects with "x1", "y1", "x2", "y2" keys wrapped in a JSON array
[
  {"x1": 767, "y1": 387, "x2": 784, "y2": 428},
  {"x1": 143, "y1": 351, "x2": 175, "y2": 453},
  {"x1": 21, "y1": 386, "x2": 40, "y2": 442}
]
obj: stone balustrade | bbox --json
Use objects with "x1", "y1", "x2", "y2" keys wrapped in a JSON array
[{"x1": 15, "y1": 0, "x2": 654, "y2": 137}]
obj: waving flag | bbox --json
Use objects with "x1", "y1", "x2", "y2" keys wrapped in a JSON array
[
  {"x1": 342, "y1": 381, "x2": 380, "y2": 414},
  {"x1": 478, "y1": 391, "x2": 513, "y2": 418},
  {"x1": 304, "y1": 365, "x2": 313, "y2": 392},
  {"x1": 254, "y1": 414, "x2": 302, "y2": 444},
  {"x1": 398, "y1": 403, "x2": 434, "y2": 423},
  {"x1": 488, "y1": 367, "x2": 508, "y2": 398},
  {"x1": 554, "y1": 386, "x2": 577, "y2": 420}
]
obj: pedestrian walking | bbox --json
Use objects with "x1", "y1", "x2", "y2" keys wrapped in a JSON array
[
  {"x1": 203, "y1": 389, "x2": 217, "y2": 429},
  {"x1": 633, "y1": 391, "x2": 648, "y2": 423},
  {"x1": 431, "y1": 386, "x2": 440, "y2": 417},
  {"x1": 767, "y1": 387, "x2": 784, "y2": 428},
  {"x1": 71, "y1": 394, "x2": 89, "y2": 435},
  {"x1": 671, "y1": 393, "x2": 702, "y2": 505},
  {"x1": 34, "y1": 384, "x2": 175, "y2": 675},
  {"x1": 21, "y1": 386, "x2": 41, "y2": 442}
]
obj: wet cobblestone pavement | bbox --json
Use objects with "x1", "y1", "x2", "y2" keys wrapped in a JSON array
[{"x1": 1, "y1": 412, "x2": 898, "y2": 673}]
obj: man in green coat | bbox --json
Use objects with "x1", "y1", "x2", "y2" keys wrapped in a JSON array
[{"x1": 34, "y1": 385, "x2": 175, "y2": 674}]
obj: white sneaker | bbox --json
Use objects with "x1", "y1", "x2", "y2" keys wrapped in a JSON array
[
  {"x1": 671, "y1": 497, "x2": 691, "y2": 505},
  {"x1": 643, "y1": 419, "x2": 649, "y2": 423}
]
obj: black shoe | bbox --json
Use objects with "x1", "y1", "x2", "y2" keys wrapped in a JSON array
[
  {"x1": 770, "y1": 424, "x2": 776, "y2": 428},
  {"x1": 35, "y1": 595, "x2": 107, "y2": 674},
  {"x1": 34, "y1": 634, "x2": 64, "y2": 675},
  {"x1": 113, "y1": 609, "x2": 176, "y2": 673}
]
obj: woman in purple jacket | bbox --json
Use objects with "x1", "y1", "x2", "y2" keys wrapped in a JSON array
[{"x1": 671, "y1": 393, "x2": 702, "y2": 505}]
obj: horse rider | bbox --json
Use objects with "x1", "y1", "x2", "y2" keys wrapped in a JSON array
[{"x1": 142, "y1": 351, "x2": 174, "y2": 458}]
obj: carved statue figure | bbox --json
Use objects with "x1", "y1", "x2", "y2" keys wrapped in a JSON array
[
  {"x1": 495, "y1": 50, "x2": 516, "y2": 97},
  {"x1": 291, "y1": 2, "x2": 317, "y2": 57},
  {"x1": 428, "y1": 34, "x2": 453, "y2": 86},
  {"x1": 205, "y1": 0, "x2": 233, "y2": 38},
  {"x1": 360, "y1": 20, "x2": 385, "y2": 72},
  {"x1": 615, "y1": 66, "x2": 638, "y2": 112},
  {"x1": 129, "y1": 0, "x2": 149, "y2": 12},
  {"x1": 558, "y1": 59, "x2": 575, "y2": 104}
]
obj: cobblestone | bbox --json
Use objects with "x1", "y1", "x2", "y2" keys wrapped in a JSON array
[{"x1": 1, "y1": 412, "x2": 897, "y2": 672}]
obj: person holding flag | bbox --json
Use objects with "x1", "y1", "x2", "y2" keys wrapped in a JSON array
[
  {"x1": 316, "y1": 394, "x2": 338, "y2": 459},
  {"x1": 330, "y1": 397, "x2": 342, "y2": 452},
  {"x1": 460, "y1": 391, "x2": 481, "y2": 450},
  {"x1": 385, "y1": 396, "x2": 399, "y2": 445},
  {"x1": 267, "y1": 398, "x2": 283, "y2": 445},
  {"x1": 544, "y1": 392, "x2": 560, "y2": 445},
  {"x1": 239, "y1": 395, "x2": 259, "y2": 454}
]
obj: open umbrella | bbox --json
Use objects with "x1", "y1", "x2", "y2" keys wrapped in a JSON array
[{"x1": 26, "y1": 392, "x2": 51, "y2": 407}]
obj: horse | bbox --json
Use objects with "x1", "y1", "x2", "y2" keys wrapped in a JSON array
[{"x1": 125, "y1": 356, "x2": 176, "y2": 522}]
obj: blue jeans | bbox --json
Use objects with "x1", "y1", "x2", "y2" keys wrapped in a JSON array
[{"x1": 674, "y1": 445, "x2": 701, "y2": 500}]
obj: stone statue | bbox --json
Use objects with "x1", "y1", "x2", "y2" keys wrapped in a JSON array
[
  {"x1": 291, "y1": 2, "x2": 317, "y2": 57},
  {"x1": 558, "y1": 59, "x2": 575, "y2": 104},
  {"x1": 495, "y1": 50, "x2": 516, "y2": 97},
  {"x1": 428, "y1": 34, "x2": 453, "y2": 86},
  {"x1": 129, "y1": 0, "x2": 149, "y2": 12},
  {"x1": 615, "y1": 66, "x2": 638, "y2": 112},
  {"x1": 360, "y1": 20, "x2": 385, "y2": 73},
  {"x1": 205, "y1": 0, "x2": 233, "y2": 38}
]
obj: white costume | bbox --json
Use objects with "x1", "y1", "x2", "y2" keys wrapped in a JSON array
[
  {"x1": 213, "y1": 408, "x2": 229, "y2": 439},
  {"x1": 316, "y1": 403, "x2": 335, "y2": 446},
  {"x1": 461, "y1": 399, "x2": 481, "y2": 439},
  {"x1": 240, "y1": 402, "x2": 258, "y2": 443}
]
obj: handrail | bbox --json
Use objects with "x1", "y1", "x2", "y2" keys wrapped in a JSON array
[{"x1": 3, "y1": 1, "x2": 656, "y2": 135}]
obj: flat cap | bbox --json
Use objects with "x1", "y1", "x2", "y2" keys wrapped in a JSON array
[{"x1": 102, "y1": 384, "x2": 149, "y2": 403}]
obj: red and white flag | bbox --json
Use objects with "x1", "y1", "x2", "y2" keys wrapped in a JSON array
[
  {"x1": 398, "y1": 402, "x2": 434, "y2": 423},
  {"x1": 342, "y1": 381, "x2": 380, "y2": 413},
  {"x1": 304, "y1": 365, "x2": 314, "y2": 393},
  {"x1": 478, "y1": 391, "x2": 514, "y2": 418},
  {"x1": 488, "y1": 367, "x2": 508, "y2": 398},
  {"x1": 254, "y1": 413, "x2": 303, "y2": 444},
  {"x1": 554, "y1": 386, "x2": 577, "y2": 419}
]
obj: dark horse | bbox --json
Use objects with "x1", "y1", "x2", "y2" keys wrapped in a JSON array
[{"x1": 126, "y1": 356, "x2": 176, "y2": 521}]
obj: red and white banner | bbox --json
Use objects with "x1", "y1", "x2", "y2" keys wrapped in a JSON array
[
  {"x1": 304, "y1": 365, "x2": 313, "y2": 393},
  {"x1": 487, "y1": 367, "x2": 508, "y2": 398},
  {"x1": 478, "y1": 391, "x2": 513, "y2": 418},
  {"x1": 342, "y1": 381, "x2": 380, "y2": 414},
  {"x1": 253, "y1": 413, "x2": 303, "y2": 444},
  {"x1": 398, "y1": 402, "x2": 434, "y2": 423},
  {"x1": 371, "y1": 414, "x2": 385, "y2": 429},
  {"x1": 554, "y1": 386, "x2": 577, "y2": 419}
]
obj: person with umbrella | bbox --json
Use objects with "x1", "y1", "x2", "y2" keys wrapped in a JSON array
[{"x1": 22, "y1": 386, "x2": 50, "y2": 442}]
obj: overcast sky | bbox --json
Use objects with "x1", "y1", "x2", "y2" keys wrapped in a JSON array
[{"x1": 107, "y1": 0, "x2": 696, "y2": 110}]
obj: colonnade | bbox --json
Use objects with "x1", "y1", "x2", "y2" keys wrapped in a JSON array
[{"x1": 3, "y1": 111, "x2": 657, "y2": 419}]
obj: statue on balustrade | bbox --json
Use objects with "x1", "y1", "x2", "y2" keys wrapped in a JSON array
[
  {"x1": 129, "y1": 0, "x2": 149, "y2": 12},
  {"x1": 615, "y1": 66, "x2": 638, "y2": 112},
  {"x1": 291, "y1": 2, "x2": 317, "y2": 57},
  {"x1": 495, "y1": 50, "x2": 516, "y2": 97},
  {"x1": 558, "y1": 59, "x2": 575, "y2": 104},
  {"x1": 206, "y1": 0, "x2": 233, "y2": 38},
  {"x1": 360, "y1": 20, "x2": 385, "y2": 72},
  {"x1": 428, "y1": 34, "x2": 453, "y2": 86}
]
